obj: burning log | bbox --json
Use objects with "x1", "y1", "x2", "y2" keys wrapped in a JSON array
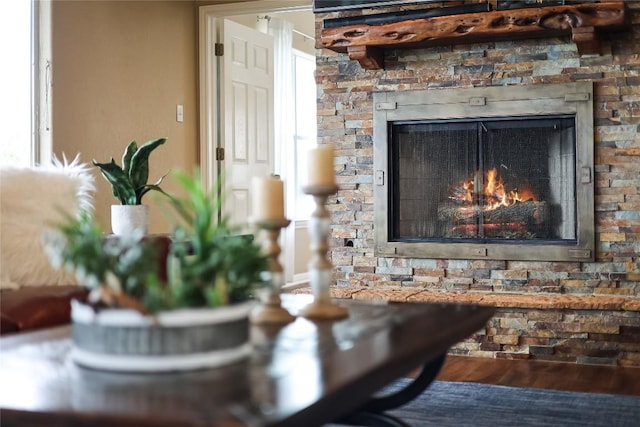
[
  {"x1": 438, "y1": 168, "x2": 549, "y2": 239},
  {"x1": 438, "y1": 200, "x2": 548, "y2": 239},
  {"x1": 438, "y1": 200, "x2": 547, "y2": 224}
]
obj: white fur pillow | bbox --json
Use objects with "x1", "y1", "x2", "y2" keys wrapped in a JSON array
[{"x1": 0, "y1": 156, "x2": 95, "y2": 289}]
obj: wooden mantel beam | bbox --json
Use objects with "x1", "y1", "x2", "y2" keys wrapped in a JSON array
[{"x1": 319, "y1": 2, "x2": 628, "y2": 70}]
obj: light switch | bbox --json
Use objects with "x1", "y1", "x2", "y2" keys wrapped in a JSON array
[{"x1": 176, "y1": 104, "x2": 184, "y2": 123}]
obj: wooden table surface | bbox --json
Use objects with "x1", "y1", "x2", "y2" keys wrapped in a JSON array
[{"x1": 0, "y1": 294, "x2": 494, "y2": 427}]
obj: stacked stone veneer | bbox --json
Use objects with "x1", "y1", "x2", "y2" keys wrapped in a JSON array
[{"x1": 315, "y1": 1, "x2": 640, "y2": 367}]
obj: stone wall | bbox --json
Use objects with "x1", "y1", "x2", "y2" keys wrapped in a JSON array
[{"x1": 316, "y1": 1, "x2": 640, "y2": 366}]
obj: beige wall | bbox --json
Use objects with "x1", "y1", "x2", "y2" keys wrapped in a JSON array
[
  {"x1": 51, "y1": 0, "x2": 313, "y2": 280},
  {"x1": 51, "y1": 0, "x2": 199, "y2": 233}
]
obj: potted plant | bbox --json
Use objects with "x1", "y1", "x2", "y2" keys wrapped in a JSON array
[
  {"x1": 43, "y1": 170, "x2": 268, "y2": 372},
  {"x1": 92, "y1": 137, "x2": 168, "y2": 235}
]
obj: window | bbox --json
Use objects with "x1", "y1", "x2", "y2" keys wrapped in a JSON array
[
  {"x1": 292, "y1": 49, "x2": 317, "y2": 219},
  {"x1": 1, "y1": 1, "x2": 34, "y2": 167}
]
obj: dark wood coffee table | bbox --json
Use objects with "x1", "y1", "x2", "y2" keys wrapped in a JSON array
[{"x1": 0, "y1": 294, "x2": 493, "y2": 427}]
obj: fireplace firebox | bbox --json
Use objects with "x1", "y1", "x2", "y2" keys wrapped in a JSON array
[{"x1": 373, "y1": 82, "x2": 594, "y2": 261}]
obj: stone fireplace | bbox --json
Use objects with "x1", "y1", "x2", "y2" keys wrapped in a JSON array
[
  {"x1": 373, "y1": 82, "x2": 594, "y2": 262},
  {"x1": 315, "y1": 1, "x2": 640, "y2": 367}
]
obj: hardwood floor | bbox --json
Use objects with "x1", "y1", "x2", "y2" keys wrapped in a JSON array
[{"x1": 431, "y1": 356, "x2": 640, "y2": 396}]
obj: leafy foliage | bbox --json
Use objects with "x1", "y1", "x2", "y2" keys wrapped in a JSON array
[
  {"x1": 42, "y1": 212, "x2": 160, "y2": 299},
  {"x1": 160, "y1": 170, "x2": 268, "y2": 310},
  {"x1": 93, "y1": 137, "x2": 168, "y2": 205},
  {"x1": 43, "y1": 169, "x2": 268, "y2": 313}
]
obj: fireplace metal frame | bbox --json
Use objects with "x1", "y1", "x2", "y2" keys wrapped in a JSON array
[{"x1": 373, "y1": 82, "x2": 594, "y2": 262}]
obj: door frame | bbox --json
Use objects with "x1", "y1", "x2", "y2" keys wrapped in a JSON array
[
  {"x1": 198, "y1": 0, "x2": 312, "y2": 192},
  {"x1": 199, "y1": 0, "x2": 313, "y2": 287}
]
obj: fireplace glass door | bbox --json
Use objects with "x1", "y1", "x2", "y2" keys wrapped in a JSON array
[
  {"x1": 374, "y1": 82, "x2": 594, "y2": 261},
  {"x1": 391, "y1": 116, "x2": 576, "y2": 243}
]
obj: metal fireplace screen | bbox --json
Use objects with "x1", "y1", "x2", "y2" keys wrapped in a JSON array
[
  {"x1": 391, "y1": 116, "x2": 576, "y2": 243},
  {"x1": 373, "y1": 82, "x2": 594, "y2": 262}
]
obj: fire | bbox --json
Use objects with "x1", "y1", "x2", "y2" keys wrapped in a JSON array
[
  {"x1": 451, "y1": 168, "x2": 536, "y2": 210},
  {"x1": 442, "y1": 168, "x2": 543, "y2": 239}
]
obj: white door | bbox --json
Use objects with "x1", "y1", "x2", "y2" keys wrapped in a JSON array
[{"x1": 221, "y1": 19, "x2": 274, "y2": 228}]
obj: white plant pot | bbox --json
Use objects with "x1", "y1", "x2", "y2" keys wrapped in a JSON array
[
  {"x1": 111, "y1": 204, "x2": 149, "y2": 236},
  {"x1": 70, "y1": 300, "x2": 254, "y2": 372}
]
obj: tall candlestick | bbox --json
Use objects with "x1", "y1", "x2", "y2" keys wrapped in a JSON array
[
  {"x1": 249, "y1": 218, "x2": 295, "y2": 325},
  {"x1": 307, "y1": 145, "x2": 336, "y2": 187},
  {"x1": 300, "y1": 184, "x2": 348, "y2": 320},
  {"x1": 251, "y1": 175, "x2": 284, "y2": 222}
]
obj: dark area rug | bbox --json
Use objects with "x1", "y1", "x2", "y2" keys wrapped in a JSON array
[{"x1": 331, "y1": 379, "x2": 640, "y2": 427}]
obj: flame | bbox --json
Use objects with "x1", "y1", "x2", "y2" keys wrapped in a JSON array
[{"x1": 451, "y1": 168, "x2": 536, "y2": 210}]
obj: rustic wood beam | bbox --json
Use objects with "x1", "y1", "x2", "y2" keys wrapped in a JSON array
[
  {"x1": 572, "y1": 26, "x2": 600, "y2": 55},
  {"x1": 319, "y1": 2, "x2": 628, "y2": 70},
  {"x1": 347, "y1": 45, "x2": 385, "y2": 70}
]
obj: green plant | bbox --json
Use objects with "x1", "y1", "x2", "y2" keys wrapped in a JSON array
[
  {"x1": 93, "y1": 137, "x2": 168, "y2": 205},
  {"x1": 42, "y1": 213, "x2": 161, "y2": 312},
  {"x1": 159, "y1": 170, "x2": 268, "y2": 310},
  {"x1": 43, "y1": 169, "x2": 268, "y2": 313}
]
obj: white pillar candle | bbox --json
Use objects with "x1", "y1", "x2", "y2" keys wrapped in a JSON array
[
  {"x1": 251, "y1": 175, "x2": 285, "y2": 221},
  {"x1": 307, "y1": 144, "x2": 336, "y2": 186}
]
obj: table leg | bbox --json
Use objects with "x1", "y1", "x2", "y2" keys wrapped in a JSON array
[{"x1": 334, "y1": 352, "x2": 447, "y2": 426}]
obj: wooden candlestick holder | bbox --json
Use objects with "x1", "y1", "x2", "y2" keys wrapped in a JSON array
[
  {"x1": 249, "y1": 218, "x2": 296, "y2": 325},
  {"x1": 300, "y1": 184, "x2": 349, "y2": 320}
]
